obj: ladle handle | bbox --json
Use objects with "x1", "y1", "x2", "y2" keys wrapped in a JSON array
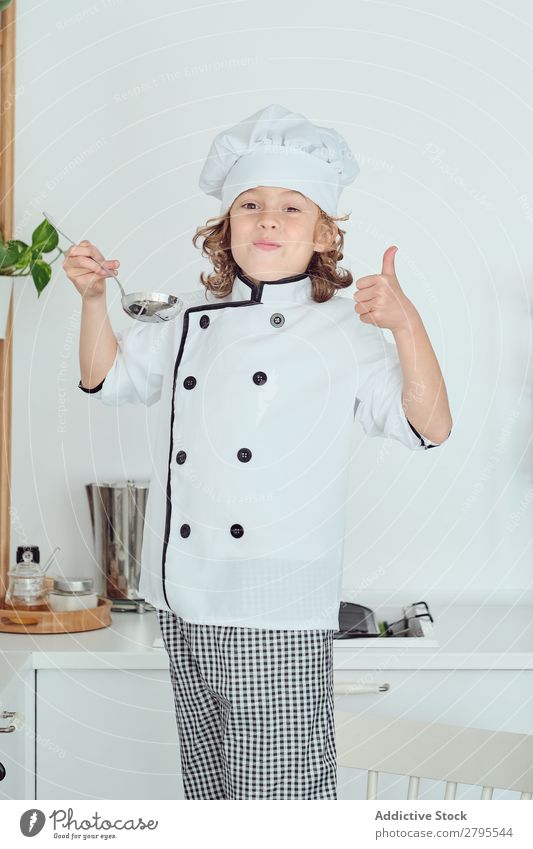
[{"x1": 42, "y1": 210, "x2": 126, "y2": 299}]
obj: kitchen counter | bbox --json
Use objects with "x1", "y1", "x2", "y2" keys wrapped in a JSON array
[
  {"x1": 1, "y1": 604, "x2": 533, "y2": 692},
  {"x1": 2, "y1": 602, "x2": 530, "y2": 800}
]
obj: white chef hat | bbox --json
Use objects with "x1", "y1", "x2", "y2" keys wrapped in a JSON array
[{"x1": 198, "y1": 103, "x2": 360, "y2": 218}]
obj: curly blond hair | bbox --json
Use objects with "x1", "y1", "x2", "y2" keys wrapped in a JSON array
[{"x1": 192, "y1": 205, "x2": 353, "y2": 303}]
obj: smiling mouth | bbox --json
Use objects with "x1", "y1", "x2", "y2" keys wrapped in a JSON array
[{"x1": 253, "y1": 242, "x2": 281, "y2": 250}]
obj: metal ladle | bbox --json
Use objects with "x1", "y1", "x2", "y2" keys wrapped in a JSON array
[{"x1": 42, "y1": 211, "x2": 183, "y2": 323}]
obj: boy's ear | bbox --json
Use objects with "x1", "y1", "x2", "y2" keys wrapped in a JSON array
[{"x1": 313, "y1": 217, "x2": 338, "y2": 253}]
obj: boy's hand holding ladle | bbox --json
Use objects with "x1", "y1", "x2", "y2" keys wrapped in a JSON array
[{"x1": 63, "y1": 239, "x2": 120, "y2": 301}]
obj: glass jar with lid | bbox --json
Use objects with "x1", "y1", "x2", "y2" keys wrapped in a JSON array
[{"x1": 4, "y1": 549, "x2": 48, "y2": 611}]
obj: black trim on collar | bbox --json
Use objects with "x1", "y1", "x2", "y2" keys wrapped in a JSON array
[{"x1": 235, "y1": 266, "x2": 311, "y2": 303}]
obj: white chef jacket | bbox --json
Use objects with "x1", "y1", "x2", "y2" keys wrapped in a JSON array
[{"x1": 79, "y1": 269, "x2": 450, "y2": 629}]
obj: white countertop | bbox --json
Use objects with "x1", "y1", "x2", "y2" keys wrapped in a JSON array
[{"x1": 1, "y1": 604, "x2": 532, "y2": 693}]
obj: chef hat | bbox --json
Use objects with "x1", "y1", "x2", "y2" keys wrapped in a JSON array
[{"x1": 198, "y1": 103, "x2": 360, "y2": 218}]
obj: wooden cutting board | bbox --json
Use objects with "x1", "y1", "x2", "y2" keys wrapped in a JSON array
[{"x1": 0, "y1": 597, "x2": 112, "y2": 633}]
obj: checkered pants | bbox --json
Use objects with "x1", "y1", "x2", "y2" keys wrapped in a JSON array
[{"x1": 157, "y1": 609, "x2": 337, "y2": 799}]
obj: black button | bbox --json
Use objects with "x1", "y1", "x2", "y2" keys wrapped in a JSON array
[
  {"x1": 237, "y1": 448, "x2": 252, "y2": 463},
  {"x1": 199, "y1": 315, "x2": 210, "y2": 329},
  {"x1": 253, "y1": 371, "x2": 267, "y2": 385},
  {"x1": 176, "y1": 450, "x2": 187, "y2": 464},
  {"x1": 270, "y1": 313, "x2": 285, "y2": 327},
  {"x1": 180, "y1": 524, "x2": 191, "y2": 538},
  {"x1": 183, "y1": 376, "x2": 197, "y2": 389},
  {"x1": 230, "y1": 524, "x2": 244, "y2": 538}
]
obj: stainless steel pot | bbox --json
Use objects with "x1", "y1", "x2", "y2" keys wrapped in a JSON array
[{"x1": 86, "y1": 480, "x2": 149, "y2": 605}]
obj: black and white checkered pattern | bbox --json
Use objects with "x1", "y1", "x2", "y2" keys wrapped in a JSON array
[{"x1": 157, "y1": 609, "x2": 337, "y2": 799}]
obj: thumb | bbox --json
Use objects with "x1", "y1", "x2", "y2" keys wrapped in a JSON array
[{"x1": 381, "y1": 245, "x2": 398, "y2": 277}]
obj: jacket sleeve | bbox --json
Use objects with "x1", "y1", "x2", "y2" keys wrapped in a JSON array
[
  {"x1": 353, "y1": 324, "x2": 452, "y2": 451},
  {"x1": 78, "y1": 321, "x2": 173, "y2": 407}
]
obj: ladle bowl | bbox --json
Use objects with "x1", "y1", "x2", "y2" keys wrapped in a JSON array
[{"x1": 121, "y1": 291, "x2": 181, "y2": 322}]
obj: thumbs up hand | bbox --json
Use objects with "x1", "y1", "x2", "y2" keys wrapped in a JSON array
[{"x1": 353, "y1": 246, "x2": 419, "y2": 332}]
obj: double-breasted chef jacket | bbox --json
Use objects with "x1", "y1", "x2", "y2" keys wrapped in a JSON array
[{"x1": 80, "y1": 268, "x2": 449, "y2": 629}]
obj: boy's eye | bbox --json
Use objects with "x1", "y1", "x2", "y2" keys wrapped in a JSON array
[{"x1": 241, "y1": 202, "x2": 300, "y2": 212}]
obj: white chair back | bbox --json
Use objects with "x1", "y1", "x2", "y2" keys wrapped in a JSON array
[{"x1": 335, "y1": 710, "x2": 533, "y2": 800}]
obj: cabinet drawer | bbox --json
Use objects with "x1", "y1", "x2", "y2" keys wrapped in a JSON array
[{"x1": 334, "y1": 668, "x2": 533, "y2": 732}]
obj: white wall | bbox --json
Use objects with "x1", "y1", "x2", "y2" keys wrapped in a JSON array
[{"x1": 10, "y1": 0, "x2": 533, "y2": 606}]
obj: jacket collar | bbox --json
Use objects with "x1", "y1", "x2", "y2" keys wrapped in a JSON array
[{"x1": 231, "y1": 265, "x2": 313, "y2": 304}]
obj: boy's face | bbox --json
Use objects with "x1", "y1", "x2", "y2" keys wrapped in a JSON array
[{"x1": 229, "y1": 185, "x2": 332, "y2": 282}]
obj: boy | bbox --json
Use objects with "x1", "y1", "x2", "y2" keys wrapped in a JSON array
[{"x1": 66, "y1": 104, "x2": 452, "y2": 799}]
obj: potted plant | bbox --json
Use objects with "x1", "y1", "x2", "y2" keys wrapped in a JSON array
[{"x1": 0, "y1": 217, "x2": 63, "y2": 337}]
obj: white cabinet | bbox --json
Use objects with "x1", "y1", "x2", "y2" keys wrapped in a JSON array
[
  {"x1": 0, "y1": 662, "x2": 35, "y2": 800},
  {"x1": 36, "y1": 669, "x2": 182, "y2": 800},
  {"x1": 32, "y1": 665, "x2": 533, "y2": 800},
  {"x1": 334, "y1": 666, "x2": 533, "y2": 801}
]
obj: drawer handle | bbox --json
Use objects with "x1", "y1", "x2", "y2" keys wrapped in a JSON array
[
  {"x1": 0, "y1": 711, "x2": 22, "y2": 733},
  {"x1": 334, "y1": 682, "x2": 390, "y2": 695}
]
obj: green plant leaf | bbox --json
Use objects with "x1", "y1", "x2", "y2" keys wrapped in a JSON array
[
  {"x1": 32, "y1": 218, "x2": 59, "y2": 254},
  {"x1": 8, "y1": 240, "x2": 32, "y2": 267},
  {"x1": 0, "y1": 1, "x2": 14, "y2": 11},
  {"x1": 31, "y1": 260, "x2": 52, "y2": 296},
  {"x1": 0, "y1": 241, "x2": 19, "y2": 270},
  {"x1": 9, "y1": 240, "x2": 29, "y2": 254}
]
